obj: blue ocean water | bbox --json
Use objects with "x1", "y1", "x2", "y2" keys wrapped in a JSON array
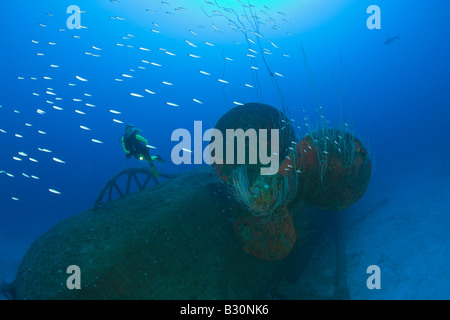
[{"x1": 1, "y1": 0, "x2": 449, "y2": 299}]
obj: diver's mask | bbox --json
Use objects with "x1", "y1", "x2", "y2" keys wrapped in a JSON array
[{"x1": 125, "y1": 126, "x2": 136, "y2": 137}]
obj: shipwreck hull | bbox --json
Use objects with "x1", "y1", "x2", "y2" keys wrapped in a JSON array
[{"x1": 15, "y1": 168, "x2": 291, "y2": 300}]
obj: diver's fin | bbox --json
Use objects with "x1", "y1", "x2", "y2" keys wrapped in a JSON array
[
  {"x1": 149, "y1": 161, "x2": 160, "y2": 178},
  {"x1": 151, "y1": 155, "x2": 165, "y2": 162}
]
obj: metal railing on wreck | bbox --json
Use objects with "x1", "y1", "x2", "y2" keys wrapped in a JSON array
[{"x1": 93, "y1": 167, "x2": 175, "y2": 211}]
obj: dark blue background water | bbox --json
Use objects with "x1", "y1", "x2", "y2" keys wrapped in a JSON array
[{"x1": 1, "y1": 0, "x2": 449, "y2": 298}]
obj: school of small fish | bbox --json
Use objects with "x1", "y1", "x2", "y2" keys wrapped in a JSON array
[{"x1": 1, "y1": 0, "x2": 300, "y2": 203}]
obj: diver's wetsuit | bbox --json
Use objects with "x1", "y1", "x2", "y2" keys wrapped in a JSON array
[
  {"x1": 121, "y1": 132, "x2": 160, "y2": 178},
  {"x1": 121, "y1": 132, "x2": 150, "y2": 160}
]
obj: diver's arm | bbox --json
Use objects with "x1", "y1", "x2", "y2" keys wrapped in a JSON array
[
  {"x1": 135, "y1": 134, "x2": 149, "y2": 146},
  {"x1": 121, "y1": 136, "x2": 130, "y2": 154}
]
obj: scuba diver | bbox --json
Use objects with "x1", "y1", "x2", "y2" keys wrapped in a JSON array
[{"x1": 121, "y1": 124, "x2": 163, "y2": 178}]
